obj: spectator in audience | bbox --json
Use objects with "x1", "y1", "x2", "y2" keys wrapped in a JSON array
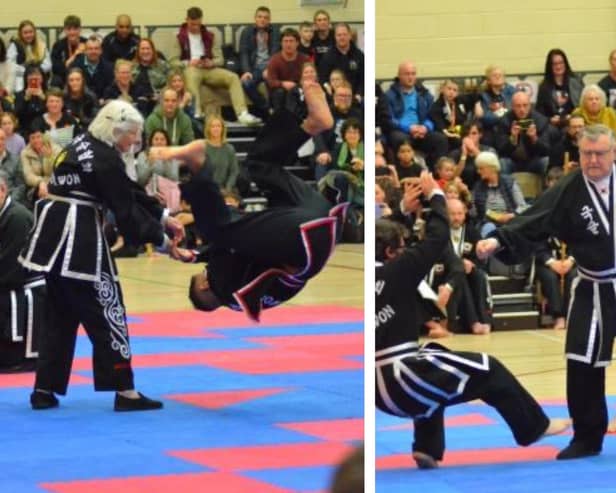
[
  {"x1": 449, "y1": 120, "x2": 495, "y2": 190},
  {"x1": 31, "y1": 87, "x2": 80, "y2": 148},
  {"x1": 1, "y1": 113, "x2": 26, "y2": 158},
  {"x1": 0, "y1": 170, "x2": 46, "y2": 372},
  {"x1": 20, "y1": 123, "x2": 62, "y2": 203},
  {"x1": 266, "y1": 28, "x2": 310, "y2": 111},
  {"x1": 7, "y1": 20, "x2": 52, "y2": 92},
  {"x1": 14, "y1": 64, "x2": 47, "y2": 136},
  {"x1": 167, "y1": 69, "x2": 195, "y2": 117},
  {"x1": 434, "y1": 156, "x2": 457, "y2": 189},
  {"x1": 285, "y1": 61, "x2": 318, "y2": 119},
  {"x1": 472, "y1": 151, "x2": 527, "y2": 237},
  {"x1": 50, "y1": 15, "x2": 87, "y2": 88},
  {"x1": 145, "y1": 87, "x2": 195, "y2": 146},
  {"x1": 0, "y1": 128, "x2": 26, "y2": 205},
  {"x1": 132, "y1": 38, "x2": 170, "y2": 117},
  {"x1": 177, "y1": 6, "x2": 261, "y2": 125},
  {"x1": 429, "y1": 79, "x2": 470, "y2": 149},
  {"x1": 375, "y1": 180, "x2": 393, "y2": 219},
  {"x1": 495, "y1": 90, "x2": 551, "y2": 175},
  {"x1": 477, "y1": 64, "x2": 516, "y2": 145},
  {"x1": 536, "y1": 49, "x2": 583, "y2": 129},
  {"x1": 0, "y1": 38, "x2": 17, "y2": 97},
  {"x1": 444, "y1": 179, "x2": 475, "y2": 220},
  {"x1": 311, "y1": 9, "x2": 334, "y2": 67},
  {"x1": 318, "y1": 23, "x2": 364, "y2": 101},
  {"x1": 298, "y1": 21, "x2": 315, "y2": 60},
  {"x1": 571, "y1": 84, "x2": 616, "y2": 135},
  {"x1": 324, "y1": 68, "x2": 347, "y2": 104},
  {"x1": 136, "y1": 128, "x2": 180, "y2": 188},
  {"x1": 204, "y1": 115, "x2": 240, "y2": 191},
  {"x1": 103, "y1": 59, "x2": 149, "y2": 115},
  {"x1": 598, "y1": 49, "x2": 616, "y2": 109},
  {"x1": 102, "y1": 14, "x2": 140, "y2": 64},
  {"x1": 375, "y1": 83, "x2": 393, "y2": 142},
  {"x1": 394, "y1": 140, "x2": 425, "y2": 180},
  {"x1": 70, "y1": 35, "x2": 114, "y2": 104},
  {"x1": 549, "y1": 114, "x2": 584, "y2": 171},
  {"x1": 239, "y1": 6, "x2": 280, "y2": 119},
  {"x1": 385, "y1": 60, "x2": 448, "y2": 168},
  {"x1": 63, "y1": 67, "x2": 98, "y2": 128}
]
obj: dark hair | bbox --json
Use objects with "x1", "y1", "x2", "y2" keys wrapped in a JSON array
[
  {"x1": 543, "y1": 48, "x2": 574, "y2": 84},
  {"x1": 280, "y1": 28, "x2": 300, "y2": 42},
  {"x1": 341, "y1": 117, "x2": 362, "y2": 140},
  {"x1": 65, "y1": 67, "x2": 85, "y2": 95},
  {"x1": 395, "y1": 139, "x2": 413, "y2": 152},
  {"x1": 148, "y1": 128, "x2": 170, "y2": 147},
  {"x1": 63, "y1": 15, "x2": 81, "y2": 29},
  {"x1": 546, "y1": 166, "x2": 564, "y2": 185},
  {"x1": 313, "y1": 9, "x2": 330, "y2": 21},
  {"x1": 255, "y1": 6, "x2": 270, "y2": 15},
  {"x1": 334, "y1": 22, "x2": 352, "y2": 33},
  {"x1": 299, "y1": 21, "x2": 313, "y2": 30},
  {"x1": 23, "y1": 62, "x2": 47, "y2": 90},
  {"x1": 188, "y1": 273, "x2": 221, "y2": 312},
  {"x1": 461, "y1": 119, "x2": 483, "y2": 138},
  {"x1": 375, "y1": 219, "x2": 404, "y2": 262},
  {"x1": 186, "y1": 7, "x2": 203, "y2": 20},
  {"x1": 0, "y1": 38, "x2": 6, "y2": 63}
]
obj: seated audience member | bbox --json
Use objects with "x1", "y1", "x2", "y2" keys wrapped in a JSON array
[
  {"x1": 476, "y1": 64, "x2": 516, "y2": 146},
  {"x1": 31, "y1": 87, "x2": 79, "y2": 148},
  {"x1": 7, "y1": 20, "x2": 52, "y2": 92},
  {"x1": 167, "y1": 69, "x2": 195, "y2": 117},
  {"x1": 204, "y1": 116, "x2": 240, "y2": 191},
  {"x1": 495, "y1": 90, "x2": 551, "y2": 175},
  {"x1": 63, "y1": 67, "x2": 99, "y2": 127},
  {"x1": 571, "y1": 84, "x2": 616, "y2": 135},
  {"x1": 103, "y1": 59, "x2": 149, "y2": 115},
  {"x1": 549, "y1": 114, "x2": 584, "y2": 170},
  {"x1": 102, "y1": 14, "x2": 140, "y2": 64},
  {"x1": 177, "y1": 6, "x2": 261, "y2": 125},
  {"x1": 284, "y1": 62, "x2": 317, "y2": 122},
  {"x1": 324, "y1": 68, "x2": 347, "y2": 104},
  {"x1": 385, "y1": 61, "x2": 448, "y2": 168},
  {"x1": 0, "y1": 171, "x2": 46, "y2": 372},
  {"x1": 14, "y1": 64, "x2": 47, "y2": 136},
  {"x1": 50, "y1": 15, "x2": 87, "y2": 88},
  {"x1": 472, "y1": 151, "x2": 527, "y2": 237},
  {"x1": 145, "y1": 87, "x2": 195, "y2": 146},
  {"x1": 375, "y1": 142, "x2": 400, "y2": 188},
  {"x1": 132, "y1": 38, "x2": 170, "y2": 117},
  {"x1": 318, "y1": 23, "x2": 364, "y2": 101},
  {"x1": 0, "y1": 38, "x2": 17, "y2": 97},
  {"x1": 598, "y1": 49, "x2": 616, "y2": 109},
  {"x1": 536, "y1": 49, "x2": 583, "y2": 129},
  {"x1": 449, "y1": 120, "x2": 495, "y2": 190},
  {"x1": 20, "y1": 123, "x2": 62, "y2": 203},
  {"x1": 1, "y1": 113, "x2": 26, "y2": 158},
  {"x1": 298, "y1": 21, "x2": 315, "y2": 60},
  {"x1": 311, "y1": 9, "x2": 335, "y2": 67},
  {"x1": 70, "y1": 35, "x2": 114, "y2": 104},
  {"x1": 429, "y1": 79, "x2": 471, "y2": 149},
  {"x1": 266, "y1": 28, "x2": 310, "y2": 111},
  {"x1": 394, "y1": 140, "x2": 425, "y2": 180},
  {"x1": 375, "y1": 176, "x2": 401, "y2": 219},
  {"x1": 535, "y1": 167, "x2": 576, "y2": 331},
  {"x1": 434, "y1": 156, "x2": 456, "y2": 189},
  {"x1": 0, "y1": 128, "x2": 26, "y2": 205},
  {"x1": 239, "y1": 6, "x2": 279, "y2": 118},
  {"x1": 448, "y1": 198, "x2": 492, "y2": 334},
  {"x1": 444, "y1": 179, "x2": 476, "y2": 222}
]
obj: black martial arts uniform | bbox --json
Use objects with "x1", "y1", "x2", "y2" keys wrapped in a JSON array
[
  {"x1": 492, "y1": 166, "x2": 616, "y2": 455},
  {"x1": 0, "y1": 196, "x2": 46, "y2": 369},
  {"x1": 182, "y1": 109, "x2": 347, "y2": 322},
  {"x1": 19, "y1": 132, "x2": 167, "y2": 394},
  {"x1": 376, "y1": 192, "x2": 549, "y2": 461},
  {"x1": 535, "y1": 236, "x2": 576, "y2": 319}
]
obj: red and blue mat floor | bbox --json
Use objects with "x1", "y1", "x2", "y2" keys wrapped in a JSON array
[{"x1": 0, "y1": 305, "x2": 363, "y2": 493}]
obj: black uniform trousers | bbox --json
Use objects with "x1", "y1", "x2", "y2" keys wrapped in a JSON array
[
  {"x1": 536, "y1": 265, "x2": 576, "y2": 318},
  {"x1": 459, "y1": 268, "x2": 492, "y2": 328},
  {"x1": 35, "y1": 255, "x2": 134, "y2": 394},
  {"x1": 410, "y1": 354, "x2": 549, "y2": 460}
]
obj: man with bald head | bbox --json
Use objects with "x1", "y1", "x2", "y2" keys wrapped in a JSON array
[
  {"x1": 495, "y1": 90, "x2": 553, "y2": 175},
  {"x1": 384, "y1": 61, "x2": 448, "y2": 169},
  {"x1": 102, "y1": 15, "x2": 140, "y2": 64}
]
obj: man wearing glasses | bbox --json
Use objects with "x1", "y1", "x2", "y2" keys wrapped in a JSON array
[{"x1": 477, "y1": 124, "x2": 616, "y2": 460}]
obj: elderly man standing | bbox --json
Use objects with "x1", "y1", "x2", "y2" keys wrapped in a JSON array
[
  {"x1": 385, "y1": 61, "x2": 448, "y2": 168},
  {"x1": 477, "y1": 124, "x2": 616, "y2": 460}
]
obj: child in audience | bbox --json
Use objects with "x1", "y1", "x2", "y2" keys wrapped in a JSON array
[
  {"x1": 395, "y1": 140, "x2": 425, "y2": 179},
  {"x1": 435, "y1": 156, "x2": 456, "y2": 189}
]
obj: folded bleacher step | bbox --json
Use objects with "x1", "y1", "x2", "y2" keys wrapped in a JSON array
[
  {"x1": 492, "y1": 292, "x2": 535, "y2": 312},
  {"x1": 493, "y1": 311, "x2": 540, "y2": 330},
  {"x1": 488, "y1": 275, "x2": 528, "y2": 294}
]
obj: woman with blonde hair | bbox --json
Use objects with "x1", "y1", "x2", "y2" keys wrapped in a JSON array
[
  {"x1": 204, "y1": 115, "x2": 240, "y2": 191},
  {"x1": 7, "y1": 20, "x2": 52, "y2": 91}
]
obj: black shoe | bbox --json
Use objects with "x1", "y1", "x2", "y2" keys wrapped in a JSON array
[
  {"x1": 30, "y1": 390, "x2": 59, "y2": 410},
  {"x1": 114, "y1": 392, "x2": 163, "y2": 412},
  {"x1": 556, "y1": 442, "x2": 601, "y2": 460}
]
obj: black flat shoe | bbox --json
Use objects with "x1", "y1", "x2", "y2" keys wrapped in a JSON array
[
  {"x1": 30, "y1": 390, "x2": 59, "y2": 410},
  {"x1": 114, "y1": 392, "x2": 163, "y2": 412},
  {"x1": 556, "y1": 442, "x2": 601, "y2": 460}
]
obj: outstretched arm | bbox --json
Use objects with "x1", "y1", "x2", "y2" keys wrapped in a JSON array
[{"x1": 149, "y1": 139, "x2": 207, "y2": 173}]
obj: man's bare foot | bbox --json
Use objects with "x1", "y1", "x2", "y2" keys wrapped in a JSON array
[
  {"x1": 540, "y1": 418, "x2": 571, "y2": 439},
  {"x1": 607, "y1": 418, "x2": 616, "y2": 433},
  {"x1": 425, "y1": 321, "x2": 452, "y2": 339},
  {"x1": 412, "y1": 451, "x2": 438, "y2": 469},
  {"x1": 302, "y1": 81, "x2": 334, "y2": 135},
  {"x1": 553, "y1": 317, "x2": 566, "y2": 330},
  {"x1": 471, "y1": 322, "x2": 491, "y2": 335}
]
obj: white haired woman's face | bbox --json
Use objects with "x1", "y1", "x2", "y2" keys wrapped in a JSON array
[
  {"x1": 584, "y1": 90, "x2": 604, "y2": 115},
  {"x1": 115, "y1": 126, "x2": 141, "y2": 153}
]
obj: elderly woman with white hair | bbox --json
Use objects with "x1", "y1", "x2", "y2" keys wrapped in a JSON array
[
  {"x1": 472, "y1": 151, "x2": 528, "y2": 237},
  {"x1": 571, "y1": 84, "x2": 616, "y2": 134},
  {"x1": 19, "y1": 100, "x2": 184, "y2": 412}
]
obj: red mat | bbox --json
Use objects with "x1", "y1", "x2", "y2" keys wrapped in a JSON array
[
  {"x1": 278, "y1": 418, "x2": 364, "y2": 441},
  {"x1": 166, "y1": 388, "x2": 293, "y2": 409}
]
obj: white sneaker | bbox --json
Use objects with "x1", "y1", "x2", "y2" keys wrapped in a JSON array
[{"x1": 237, "y1": 110, "x2": 262, "y2": 126}]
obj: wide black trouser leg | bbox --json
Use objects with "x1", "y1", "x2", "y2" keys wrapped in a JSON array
[
  {"x1": 413, "y1": 409, "x2": 445, "y2": 460},
  {"x1": 467, "y1": 268, "x2": 492, "y2": 324},
  {"x1": 537, "y1": 265, "x2": 565, "y2": 317},
  {"x1": 567, "y1": 359, "x2": 606, "y2": 450}
]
